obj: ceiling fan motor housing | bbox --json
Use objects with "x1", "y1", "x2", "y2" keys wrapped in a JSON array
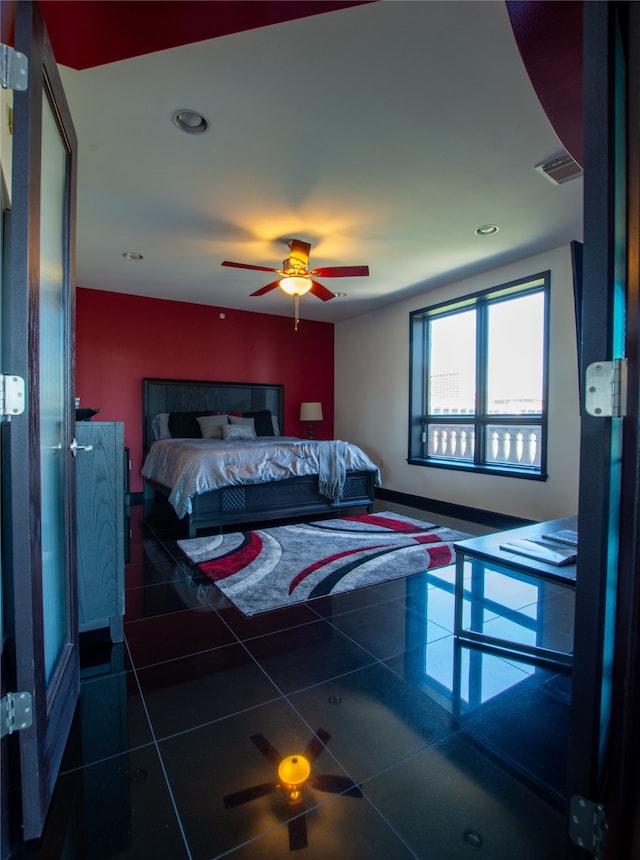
[
  {"x1": 283, "y1": 256, "x2": 307, "y2": 276},
  {"x1": 285, "y1": 239, "x2": 312, "y2": 274}
]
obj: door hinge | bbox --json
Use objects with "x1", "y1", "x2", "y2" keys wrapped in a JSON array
[
  {"x1": 0, "y1": 374, "x2": 26, "y2": 417},
  {"x1": 0, "y1": 692, "x2": 33, "y2": 738},
  {"x1": 1, "y1": 44, "x2": 28, "y2": 92},
  {"x1": 569, "y1": 796, "x2": 608, "y2": 859},
  {"x1": 584, "y1": 359, "x2": 627, "y2": 418}
]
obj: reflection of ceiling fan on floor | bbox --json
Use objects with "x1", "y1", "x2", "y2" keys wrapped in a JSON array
[
  {"x1": 221, "y1": 238, "x2": 369, "y2": 328},
  {"x1": 223, "y1": 728, "x2": 362, "y2": 851}
]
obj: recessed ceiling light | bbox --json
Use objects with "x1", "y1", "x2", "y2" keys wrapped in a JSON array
[
  {"x1": 172, "y1": 109, "x2": 209, "y2": 135},
  {"x1": 475, "y1": 224, "x2": 499, "y2": 236},
  {"x1": 122, "y1": 251, "x2": 143, "y2": 261}
]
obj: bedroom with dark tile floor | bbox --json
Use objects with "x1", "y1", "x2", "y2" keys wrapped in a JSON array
[{"x1": 14, "y1": 501, "x2": 574, "y2": 859}]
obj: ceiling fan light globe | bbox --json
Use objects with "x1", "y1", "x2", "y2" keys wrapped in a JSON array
[
  {"x1": 278, "y1": 754, "x2": 311, "y2": 789},
  {"x1": 280, "y1": 276, "x2": 312, "y2": 296}
]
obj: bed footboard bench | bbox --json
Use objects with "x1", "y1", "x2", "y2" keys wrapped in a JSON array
[{"x1": 145, "y1": 469, "x2": 375, "y2": 537}]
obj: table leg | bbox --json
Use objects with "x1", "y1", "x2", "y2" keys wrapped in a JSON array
[{"x1": 454, "y1": 552, "x2": 465, "y2": 637}]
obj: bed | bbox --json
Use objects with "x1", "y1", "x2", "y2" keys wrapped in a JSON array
[{"x1": 141, "y1": 378, "x2": 380, "y2": 537}]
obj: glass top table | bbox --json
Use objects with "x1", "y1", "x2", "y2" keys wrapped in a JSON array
[{"x1": 453, "y1": 516, "x2": 577, "y2": 666}]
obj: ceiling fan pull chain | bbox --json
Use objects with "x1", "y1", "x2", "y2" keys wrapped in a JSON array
[{"x1": 294, "y1": 295, "x2": 300, "y2": 331}]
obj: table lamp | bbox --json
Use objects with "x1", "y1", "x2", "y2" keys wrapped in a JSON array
[{"x1": 300, "y1": 402, "x2": 323, "y2": 439}]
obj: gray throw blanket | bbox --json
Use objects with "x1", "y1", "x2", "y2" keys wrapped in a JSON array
[{"x1": 317, "y1": 439, "x2": 348, "y2": 504}]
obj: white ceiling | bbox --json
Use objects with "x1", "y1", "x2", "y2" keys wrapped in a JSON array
[{"x1": 57, "y1": 0, "x2": 583, "y2": 324}]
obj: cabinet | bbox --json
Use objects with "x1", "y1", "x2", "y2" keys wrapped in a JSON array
[{"x1": 76, "y1": 422, "x2": 125, "y2": 642}]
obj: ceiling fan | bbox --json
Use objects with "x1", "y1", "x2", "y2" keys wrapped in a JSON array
[
  {"x1": 223, "y1": 728, "x2": 362, "y2": 851},
  {"x1": 221, "y1": 239, "x2": 369, "y2": 328}
]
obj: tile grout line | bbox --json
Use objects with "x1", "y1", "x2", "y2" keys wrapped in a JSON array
[{"x1": 123, "y1": 632, "x2": 195, "y2": 860}]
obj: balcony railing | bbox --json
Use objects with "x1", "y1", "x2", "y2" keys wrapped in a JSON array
[{"x1": 427, "y1": 423, "x2": 542, "y2": 468}]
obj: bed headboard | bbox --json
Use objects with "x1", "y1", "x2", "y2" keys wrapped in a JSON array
[{"x1": 142, "y1": 378, "x2": 284, "y2": 454}]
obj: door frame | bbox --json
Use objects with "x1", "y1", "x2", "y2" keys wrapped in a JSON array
[
  {"x1": 604, "y1": 3, "x2": 640, "y2": 855},
  {"x1": 567, "y1": 3, "x2": 640, "y2": 856}
]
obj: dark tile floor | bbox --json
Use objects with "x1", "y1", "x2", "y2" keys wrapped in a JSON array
[{"x1": 15, "y1": 502, "x2": 574, "y2": 859}]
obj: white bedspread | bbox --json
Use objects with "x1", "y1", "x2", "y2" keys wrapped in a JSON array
[{"x1": 141, "y1": 437, "x2": 381, "y2": 518}]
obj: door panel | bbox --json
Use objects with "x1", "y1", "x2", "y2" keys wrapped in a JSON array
[
  {"x1": 39, "y1": 87, "x2": 71, "y2": 682},
  {"x1": 3, "y1": 1, "x2": 78, "y2": 841},
  {"x1": 567, "y1": 1, "x2": 620, "y2": 813}
]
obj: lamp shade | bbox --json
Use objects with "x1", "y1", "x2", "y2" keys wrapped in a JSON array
[{"x1": 300, "y1": 401, "x2": 323, "y2": 422}]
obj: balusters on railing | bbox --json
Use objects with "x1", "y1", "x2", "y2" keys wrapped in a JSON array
[
  {"x1": 429, "y1": 426, "x2": 475, "y2": 460},
  {"x1": 459, "y1": 429, "x2": 471, "y2": 459},
  {"x1": 427, "y1": 423, "x2": 540, "y2": 466},
  {"x1": 447, "y1": 429, "x2": 456, "y2": 457},
  {"x1": 515, "y1": 432, "x2": 524, "y2": 463},
  {"x1": 489, "y1": 426, "x2": 541, "y2": 465},
  {"x1": 490, "y1": 430, "x2": 499, "y2": 461}
]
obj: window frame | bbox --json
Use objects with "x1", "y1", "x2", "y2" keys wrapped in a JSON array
[{"x1": 408, "y1": 271, "x2": 550, "y2": 480}]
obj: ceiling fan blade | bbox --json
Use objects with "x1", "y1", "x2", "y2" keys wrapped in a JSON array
[
  {"x1": 303, "y1": 728, "x2": 330, "y2": 762},
  {"x1": 287, "y1": 798, "x2": 308, "y2": 851},
  {"x1": 222, "y1": 260, "x2": 281, "y2": 274},
  {"x1": 310, "y1": 265, "x2": 369, "y2": 278},
  {"x1": 250, "y1": 280, "x2": 282, "y2": 297},
  {"x1": 250, "y1": 733, "x2": 283, "y2": 766},
  {"x1": 223, "y1": 782, "x2": 278, "y2": 808},
  {"x1": 308, "y1": 774, "x2": 363, "y2": 797},
  {"x1": 309, "y1": 280, "x2": 336, "y2": 302}
]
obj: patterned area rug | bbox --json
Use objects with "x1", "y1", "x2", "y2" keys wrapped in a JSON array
[{"x1": 177, "y1": 512, "x2": 471, "y2": 616}]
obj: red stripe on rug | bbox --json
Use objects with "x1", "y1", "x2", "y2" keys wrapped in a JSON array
[
  {"x1": 415, "y1": 533, "x2": 448, "y2": 544},
  {"x1": 426, "y1": 545, "x2": 453, "y2": 567},
  {"x1": 347, "y1": 514, "x2": 430, "y2": 533},
  {"x1": 288, "y1": 543, "x2": 387, "y2": 595},
  {"x1": 199, "y1": 531, "x2": 263, "y2": 581}
]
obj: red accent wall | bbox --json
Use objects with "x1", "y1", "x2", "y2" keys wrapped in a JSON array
[{"x1": 75, "y1": 288, "x2": 334, "y2": 494}]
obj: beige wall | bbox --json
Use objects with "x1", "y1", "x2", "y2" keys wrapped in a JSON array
[{"x1": 334, "y1": 245, "x2": 580, "y2": 522}]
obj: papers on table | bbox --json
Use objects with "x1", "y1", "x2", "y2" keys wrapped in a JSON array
[
  {"x1": 541, "y1": 528, "x2": 578, "y2": 547},
  {"x1": 499, "y1": 538, "x2": 577, "y2": 566}
]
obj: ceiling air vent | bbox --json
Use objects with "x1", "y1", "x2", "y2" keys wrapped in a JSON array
[{"x1": 535, "y1": 152, "x2": 583, "y2": 185}]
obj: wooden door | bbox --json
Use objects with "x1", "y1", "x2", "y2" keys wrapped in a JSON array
[{"x1": 2, "y1": 0, "x2": 79, "y2": 842}]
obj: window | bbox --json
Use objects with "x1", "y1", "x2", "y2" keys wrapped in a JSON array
[{"x1": 409, "y1": 272, "x2": 549, "y2": 479}]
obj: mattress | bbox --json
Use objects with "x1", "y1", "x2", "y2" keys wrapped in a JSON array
[{"x1": 141, "y1": 437, "x2": 381, "y2": 518}]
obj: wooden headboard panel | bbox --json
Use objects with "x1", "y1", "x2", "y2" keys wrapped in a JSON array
[{"x1": 142, "y1": 378, "x2": 284, "y2": 454}]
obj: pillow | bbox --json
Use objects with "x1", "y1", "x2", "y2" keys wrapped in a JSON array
[
  {"x1": 168, "y1": 412, "x2": 203, "y2": 438},
  {"x1": 196, "y1": 414, "x2": 229, "y2": 439},
  {"x1": 271, "y1": 415, "x2": 281, "y2": 436},
  {"x1": 152, "y1": 412, "x2": 171, "y2": 440},
  {"x1": 228, "y1": 414, "x2": 255, "y2": 432},
  {"x1": 242, "y1": 410, "x2": 274, "y2": 437},
  {"x1": 223, "y1": 423, "x2": 256, "y2": 441}
]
